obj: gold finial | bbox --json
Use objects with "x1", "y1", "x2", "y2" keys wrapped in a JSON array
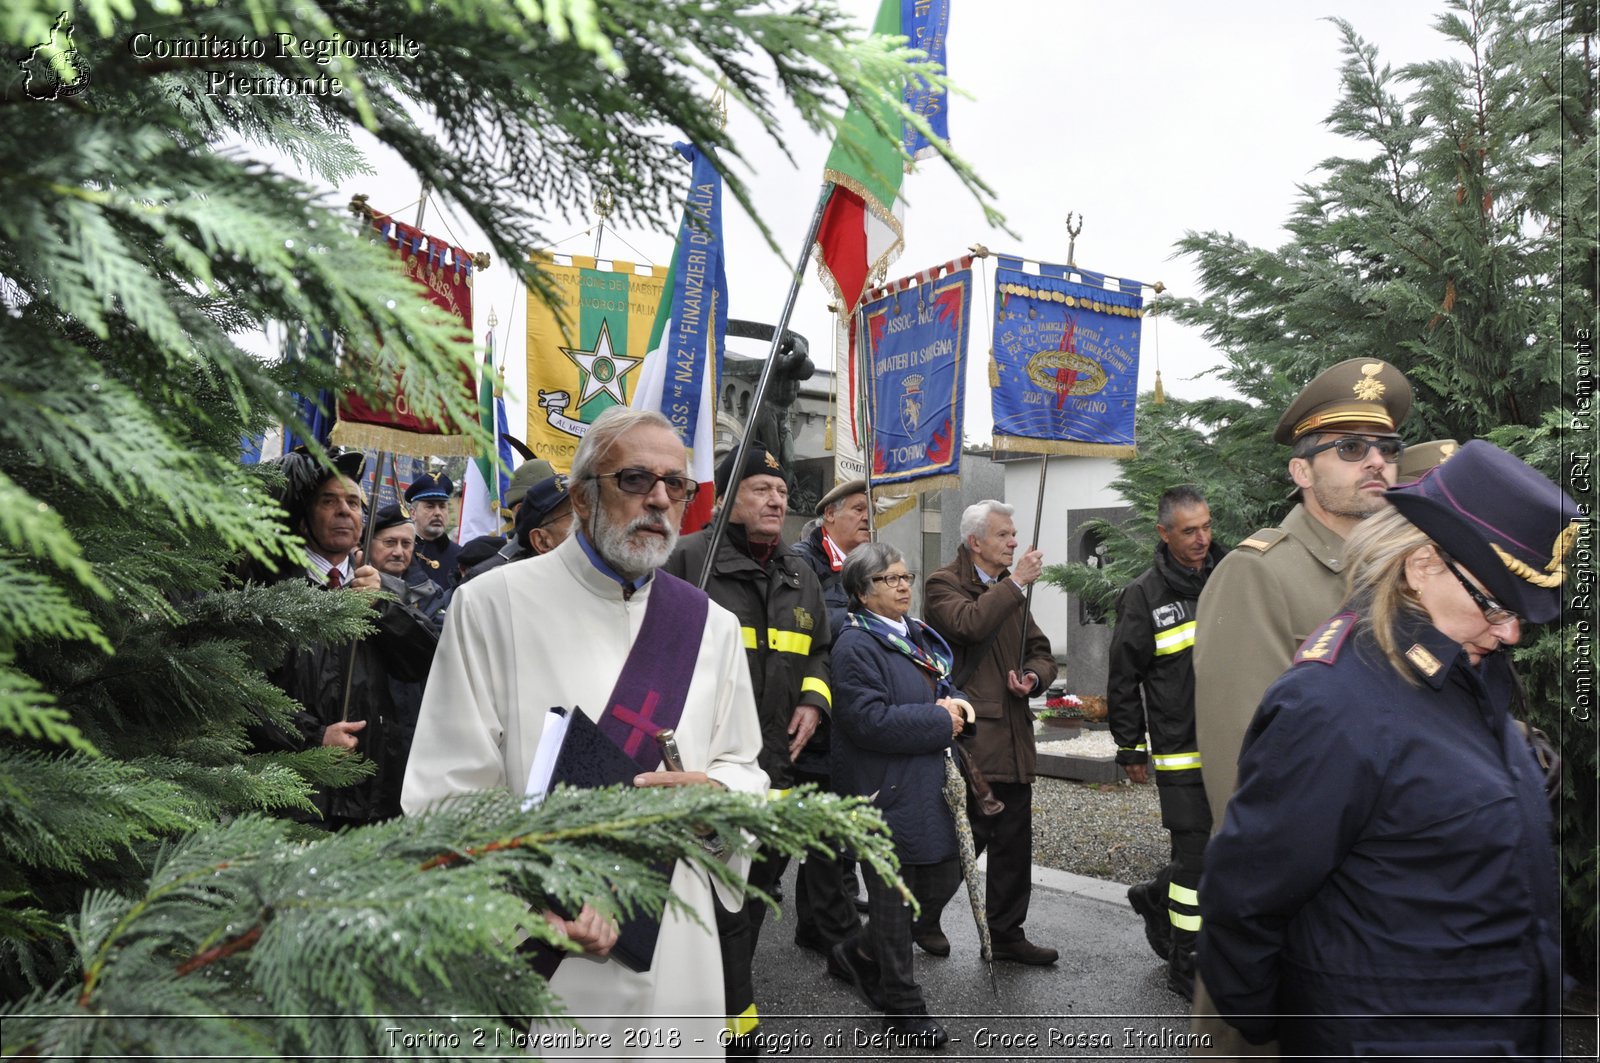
[
  {"x1": 595, "y1": 187, "x2": 614, "y2": 220},
  {"x1": 1151, "y1": 280, "x2": 1166, "y2": 294},
  {"x1": 711, "y1": 80, "x2": 729, "y2": 132},
  {"x1": 487, "y1": 306, "x2": 499, "y2": 330},
  {"x1": 968, "y1": 243, "x2": 991, "y2": 258},
  {"x1": 348, "y1": 193, "x2": 373, "y2": 220},
  {"x1": 472, "y1": 251, "x2": 491, "y2": 270}
]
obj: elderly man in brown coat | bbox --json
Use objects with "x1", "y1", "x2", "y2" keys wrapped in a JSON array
[{"x1": 920, "y1": 500, "x2": 1060, "y2": 965}]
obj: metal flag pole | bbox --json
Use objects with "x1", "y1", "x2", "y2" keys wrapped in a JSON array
[
  {"x1": 1017, "y1": 455, "x2": 1049, "y2": 673},
  {"x1": 855, "y1": 305, "x2": 879, "y2": 542},
  {"x1": 695, "y1": 183, "x2": 833, "y2": 589}
]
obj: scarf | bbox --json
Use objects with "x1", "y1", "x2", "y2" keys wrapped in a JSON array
[
  {"x1": 846, "y1": 611, "x2": 956, "y2": 698},
  {"x1": 821, "y1": 528, "x2": 849, "y2": 571}
]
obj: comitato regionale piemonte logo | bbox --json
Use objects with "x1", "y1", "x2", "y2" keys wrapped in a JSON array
[{"x1": 21, "y1": 12, "x2": 91, "y2": 100}]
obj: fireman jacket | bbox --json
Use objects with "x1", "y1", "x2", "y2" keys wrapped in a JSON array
[
  {"x1": 1107, "y1": 541, "x2": 1227, "y2": 779},
  {"x1": 664, "y1": 524, "x2": 831, "y2": 790}
]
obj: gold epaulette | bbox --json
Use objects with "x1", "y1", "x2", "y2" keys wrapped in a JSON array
[{"x1": 1236, "y1": 527, "x2": 1288, "y2": 554}]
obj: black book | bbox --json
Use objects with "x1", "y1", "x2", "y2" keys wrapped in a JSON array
[{"x1": 524, "y1": 707, "x2": 663, "y2": 975}]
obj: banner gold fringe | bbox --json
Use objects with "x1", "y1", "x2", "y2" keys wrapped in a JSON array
[
  {"x1": 331, "y1": 420, "x2": 474, "y2": 458},
  {"x1": 874, "y1": 494, "x2": 919, "y2": 528},
  {"x1": 991, "y1": 435, "x2": 1138, "y2": 459},
  {"x1": 872, "y1": 473, "x2": 962, "y2": 528}
]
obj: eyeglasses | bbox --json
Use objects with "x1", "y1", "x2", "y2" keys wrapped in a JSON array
[
  {"x1": 590, "y1": 468, "x2": 699, "y2": 502},
  {"x1": 869, "y1": 572, "x2": 917, "y2": 588},
  {"x1": 1302, "y1": 435, "x2": 1405, "y2": 464},
  {"x1": 1441, "y1": 556, "x2": 1519, "y2": 626}
]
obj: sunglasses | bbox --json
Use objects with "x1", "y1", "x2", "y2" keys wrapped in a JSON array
[
  {"x1": 591, "y1": 468, "x2": 699, "y2": 503},
  {"x1": 1302, "y1": 435, "x2": 1405, "y2": 463},
  {"x1": 1441, "y1": 556, "x2": 1519, "y2": 626}
]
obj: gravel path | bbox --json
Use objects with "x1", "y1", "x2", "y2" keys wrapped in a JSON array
[{"x1": 1030, "y1": 728, "x2": 1170, "y2": 885}]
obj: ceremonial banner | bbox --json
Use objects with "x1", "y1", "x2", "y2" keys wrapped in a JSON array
[
  {"x1": 861, "y1": 259, "x2": 972, "y2": 496},
  {"x1": 525, "y1": 255, "x2": 667, "y2": 472},
  {"x1": 990, "y1": 257, "x2": 1144, "y2": 456},
  {"x1": 632, "y1": 143, "x2": 729, "y2": 534},
  {"x1": 332, "y1": 213, "x2": 477, "y2": 456},
  {"x1": 814, "y1": 0, "x2": 952, "y2": 315}
]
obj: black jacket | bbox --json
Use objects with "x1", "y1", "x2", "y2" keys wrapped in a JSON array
[
  {"x1": 1107, "y1": 541, "x2": 1225, "y2": 778},
  {"x1": 664, "y1": 525, "x2": 831, "y2": 789},
  {"x1": 255, "y1": 570, "x2": 439, "y2": 824}
]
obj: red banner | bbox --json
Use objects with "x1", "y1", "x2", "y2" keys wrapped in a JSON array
[{"x1": 332, "y1": 213, "x2": 476, "y2": 456}]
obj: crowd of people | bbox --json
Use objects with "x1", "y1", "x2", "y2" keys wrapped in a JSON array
[{"x1": 247, "y1": 355, "x2": 1578, "y2": 1057}]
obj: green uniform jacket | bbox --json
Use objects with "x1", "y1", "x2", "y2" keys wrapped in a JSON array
[
  {"x1": 1192, "y1": 504, "x2": 1348, "y2": 827},
  {"x1": 923, "y1": 544, "x2": 1058, "y2": 785},
  {"x1": 663, "y1": 527, "x2": 832, "y2": 790}
]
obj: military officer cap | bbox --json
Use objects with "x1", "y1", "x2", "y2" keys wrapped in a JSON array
[
  {"x1": 1274, "y1": 358, "x2": 1413, "y2": 445},
  {"x1": 1387, "y1": 440, "x2": 1581, "y2": 624},
  {"x1": 715, "y1": 441, "x2": 786, "y2": 497},
  {"x1": 371, "y1": 503, "x2": 413, "y2": 534},
  {"x1": 815, "y1": 478, "x2": 868, "y2": 517},
  {"x1": 506, "y1": 458, "x2": 556, "y2": 507},
  {"x1": 1396, "y1": 439, "x2": 1460, "y2": 485},
  {"x1": 404, "y1": 470, "x2": 454, "y2": 502}
]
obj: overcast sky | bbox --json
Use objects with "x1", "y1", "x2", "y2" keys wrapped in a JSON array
[{"x1": 341, "y1": 0, "x2": 1456, "y2": 444}]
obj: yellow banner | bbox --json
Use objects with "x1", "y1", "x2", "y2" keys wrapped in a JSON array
[{"x1": 524, "y1": 255, "x2": 668, "y2": 471}]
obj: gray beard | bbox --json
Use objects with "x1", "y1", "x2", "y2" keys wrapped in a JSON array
[{"x1": 591, "y1": 510, "x2": 678, "y2": 580}]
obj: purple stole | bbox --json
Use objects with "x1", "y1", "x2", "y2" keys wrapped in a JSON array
[{"x1": 595, "y1": 570, "x2": 709, "y2": 769}]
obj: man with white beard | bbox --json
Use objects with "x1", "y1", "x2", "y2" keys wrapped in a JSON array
[{"x1": 402, "y1": 406, "x2": 766, "y2": 1057}]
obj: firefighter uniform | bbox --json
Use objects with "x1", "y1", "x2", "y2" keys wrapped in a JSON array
[
  {"x1": 661, "y1": 444, "x2": 832, "y2": 1055},
  {"x1": 1108, "y1": 539, "x2": 1225, "y2": 996}
]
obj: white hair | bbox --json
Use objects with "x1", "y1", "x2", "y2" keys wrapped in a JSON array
[
  {"x1": 569, "y1": 406, "x2": 676, "y2": 509},
  {"x1": 960, "y1": 499, "x2": 1014, "y2": 543}
]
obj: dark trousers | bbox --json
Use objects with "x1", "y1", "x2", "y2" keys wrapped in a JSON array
[
  {"x1": 858, "y1": 858, "x2": 962, "y2": 1014},
  {"x1": 719, "y1": 844, "x2": 789, "y2": 1052},
  {"x1": 1156, "y1": 777, "x2": 1211, "y2": 960},
  {"x1": 791, "y1": 766, "x2": 863, "y2": 946},
  {"x1": 958, "y1": 779, "x2": 1034, "y2": 943}
]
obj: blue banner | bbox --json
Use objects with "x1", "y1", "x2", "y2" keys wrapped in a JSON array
[
  {"x1": 990, "y1": 257, "x2": 1143, "y2": 456},
  {"x1": 862, "y1": 267, "x2": 971, "y2": 488},
  {"x1": 663, "y1": 142, "x2": 728, "y2": 450},
  {"x1": 902, "y1": 0, "x2": 952, "y2": 159}
]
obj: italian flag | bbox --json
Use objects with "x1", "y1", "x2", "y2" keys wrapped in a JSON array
[
  {"x1": 456, "y1": 327, "x2": 512, "y2": 542},
  {"x1": 633, "y1": 269, "x2": 718, "y2": 534}
]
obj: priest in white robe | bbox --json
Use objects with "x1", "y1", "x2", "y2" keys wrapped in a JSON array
[{"x1": 403, "y1": 408, "x2": 765, "y2": 1058}]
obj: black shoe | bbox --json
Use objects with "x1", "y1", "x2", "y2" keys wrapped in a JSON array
[
  {"x1": 793, "y1": 924, "x2": 830, "y2": 956},
  {"x1": 882, "y1": 1010, "x2": 948, "y2": 1050},
  {"x1": 828, "y1": 941, "x2": 887, "y2": 1011},
  {"x1": 912, "y1": 926, "x2": 951, "y2": 957},
  {"x1": 990, "y1": 937, "x2": 1058, "y2": 965},
  {"x1": 1127, "y1": 881, "x2": 1172, "y2": 962}
]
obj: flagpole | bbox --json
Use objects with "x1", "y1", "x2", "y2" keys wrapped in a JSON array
[
  {"x1": 855, "y1": 305, "x2": 878, "y2": 543},
  {"x1": 696, "y1": 184, "x2": 833, "y2": 590}
]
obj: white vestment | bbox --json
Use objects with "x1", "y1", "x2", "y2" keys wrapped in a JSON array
[{"x1": 403, "y1": 535, "x2": 766, "y2": 1058}]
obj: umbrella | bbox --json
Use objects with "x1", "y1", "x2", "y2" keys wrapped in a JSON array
[{"x1": 942, "y1": 748, "x2": 998, "y2": 996}]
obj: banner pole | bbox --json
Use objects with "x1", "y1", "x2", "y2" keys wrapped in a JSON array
[
  {"x1": 339, "y1": 448, "x2": 391, "y2": 723},
  {"x1": 856, "y1": 306, "x2": 878, "y2": 543},
  {"x1": 1018, "y1": 453, "x2": 1049, "y2": 673},
  {"x1": 696, "y1": 183, "x2": 833, "y2": 590}
]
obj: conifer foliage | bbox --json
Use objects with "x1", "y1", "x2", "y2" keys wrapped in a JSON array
[
  {"x1": 0, "y1": 0, "x2": 985, "y2": 1051},
  {"x1": 1046, "y1": 0, "x2": 1596, "y2": 971}
]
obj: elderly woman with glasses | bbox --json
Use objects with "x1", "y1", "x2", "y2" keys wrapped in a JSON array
[
  {"x1": 824, "y1": 541, "x2": 968, "y2": 1050},
  {"x1": 1199, "y1": 442, "x2": 1577, "y2": 1057}
]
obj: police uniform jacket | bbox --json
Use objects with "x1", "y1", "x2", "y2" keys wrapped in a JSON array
[
  {"x1": 664, "y1": 525, "x2": 831, "y2": 790},
  {"x1": 256, "y1": 570, "x2": 439, "y2": 823},
  {"x1": 1107, "y1": 541, "x2": 1226, "y2": 780},
  {"x1": 1198, "y1": 613, "x2": 1561, "y2": 1057},
  {"x1": 414, "y1": 533, "x2": 463, "y2": 589},
  {"x1": 923, "y1": 544, "x2": 1058, "y2": 784},
  {"x1": 1193, "y1": 503, "x2": 1347, "y2": 825},
  {"x1": 830, "y1": 618, "x2": 959, "y2": 866}
]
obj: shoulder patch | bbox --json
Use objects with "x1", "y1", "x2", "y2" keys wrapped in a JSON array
[
  {"x1": 1404, "y1": 644, "x2": 1443, "y2": 677},
  {"x1": 1237, "y1": 527, "x2": 1288, "y2": 554},
  {"x1": 1294, "y1": 612, "x2": 1356, "y2": 665}
]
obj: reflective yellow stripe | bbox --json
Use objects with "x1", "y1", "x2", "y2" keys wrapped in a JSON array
[
  {"x1": 725, "y1": 1005, "x2": 759, "y2": 1037},
  {"x1": 740, "y1": 627, "x2": 814, "y2": 656},
  {"x1": 1169, "y1": 910, "x2": 1202, "y2": 931},
  {"x1": 1168, "y1": 882, "x2": 1199, "y2": 907},
  {"x1": 1153, "y1": 751, "x2": 1203, "y2": 771},
  {"x1": 1153, "y1": 621, "x2": 1196, "y2": 656},
  {"x1": 801, "y1": 676, "x2": 831, "y2": 706},
  {"x1": 768, "y1": 628, "x2": 812, "y2": 655},
  {"x1": 767, "y1": 788, "x2": 791, "y2": 800},
  {"x1": 1117, "y1": 742, "x2": 1148, "y2": 754}
]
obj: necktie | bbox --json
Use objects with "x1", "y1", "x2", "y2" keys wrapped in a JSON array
[{"x1": 326, "y1": 568, "x2": 343, "y2": 590}]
